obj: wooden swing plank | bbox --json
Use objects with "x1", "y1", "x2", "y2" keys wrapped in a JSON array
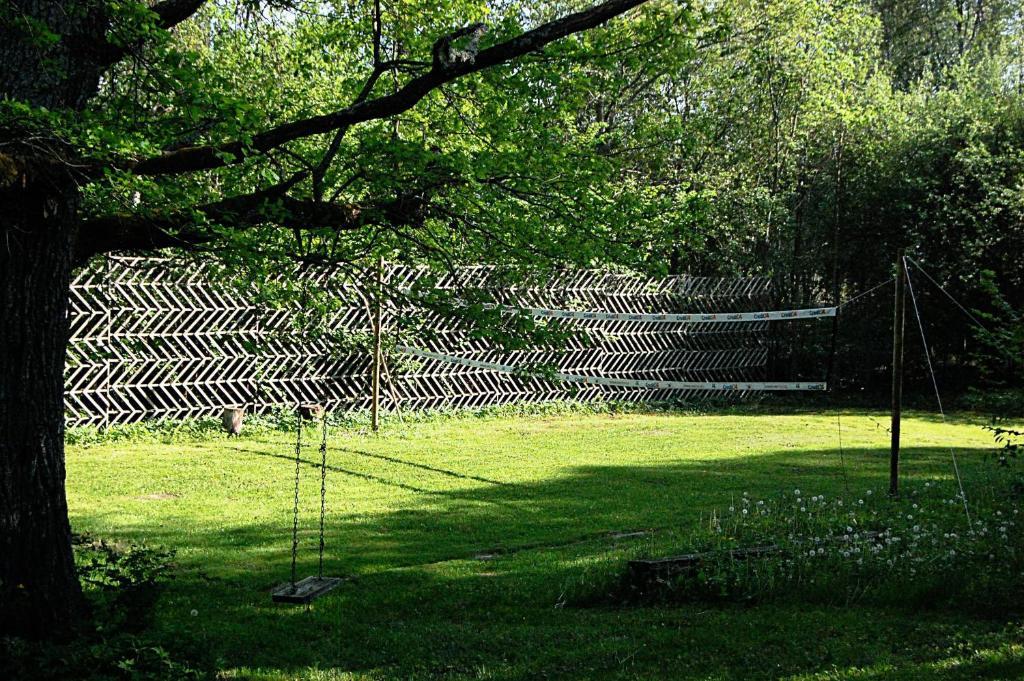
[{"x1": 271, "y1": 576, "x2": 343, "y2": 604}]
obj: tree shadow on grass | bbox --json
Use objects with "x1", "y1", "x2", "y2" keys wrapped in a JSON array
[
  {"x1": 73, "y1": 443, "x2": 996, "y2": 578},
  {"x1": 70, "y1": 443, "x2": 1015, "y2": 679}
]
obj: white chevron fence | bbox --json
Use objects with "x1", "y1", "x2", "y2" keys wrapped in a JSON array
[{"x1": 65, "y1": 257, "x2": 789, "y2": 426}]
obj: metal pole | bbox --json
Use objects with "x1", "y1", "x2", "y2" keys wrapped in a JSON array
[
  {"x1": 371, "y1": 257, "x2": 383, "y2": 432},
  {"x1": 890, "y1": 249, "x2": 906, "y2": 497}
]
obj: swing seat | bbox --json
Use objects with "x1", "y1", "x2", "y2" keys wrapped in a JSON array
[{"x1": 271, "y1": 576, "x2": 343, "y2": 604}]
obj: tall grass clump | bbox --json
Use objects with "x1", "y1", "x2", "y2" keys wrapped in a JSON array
[{"x1": 586, "y1": 468, "x2": 1024, "y2": 613}]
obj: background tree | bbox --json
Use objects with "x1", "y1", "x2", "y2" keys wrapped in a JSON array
[{"x1": 580, "y1": 0, "x2": 1022, "y2": 391}]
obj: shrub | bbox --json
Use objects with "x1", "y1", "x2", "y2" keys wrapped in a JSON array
[
  {"x1": 1, "y1": 536, "x2": 209, "y2": 681},
  {"x1": 985, "y1": 421, "x2": 1022, "y2": 467}
]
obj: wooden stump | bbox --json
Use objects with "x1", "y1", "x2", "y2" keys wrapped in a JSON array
[
  {"x1": 298, "y1": 403, "x2": 324, "y2": 420},
  {"x1": 221, "y1": 406, "x2": 244, "y2": 435}
]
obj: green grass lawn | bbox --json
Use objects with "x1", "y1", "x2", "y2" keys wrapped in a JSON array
[{"x1": 66, "y1": 409, "x2": 1024, "y2": 680}]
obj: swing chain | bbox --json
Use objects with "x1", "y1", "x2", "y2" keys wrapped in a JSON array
[
  {"x1": 318, "y1": 411, "x2": 328, "y2": 580},
  {"x1": 289, "y1": 406, "x2": 302, "y2": 589}
]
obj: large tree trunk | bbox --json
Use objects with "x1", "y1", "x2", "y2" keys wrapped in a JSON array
[
  {"x1": 1, "y1": 0, "x2": 108, "y2": 640},
  {"x1": 0, "y1": 170, "x2": 85, "y2": 640}
]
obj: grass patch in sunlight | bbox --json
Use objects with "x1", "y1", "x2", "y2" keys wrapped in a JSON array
[{"x1": 63, "y1": 409, "x2": 1024, "y2": 680}]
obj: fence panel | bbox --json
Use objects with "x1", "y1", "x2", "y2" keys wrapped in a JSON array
[{"x1": 65, "y1": 258, "x2": 773, "y2": 425}]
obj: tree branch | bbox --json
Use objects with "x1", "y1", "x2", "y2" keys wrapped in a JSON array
[
  {"x1": 68, "y1": 0, "x2": 208, "y2": 66},
  {"x1": 75, "y1": 174, "x2": 449, "y2": 262},
  {"x1": 149, "y1": 0, "x2": 209, "y2": 30},
  {"x1": 129, "y1": 0, "x2": 648, "y2": 176},
  {"x1": 74, "y1": 173, "x2": 332, "y2": 262}
]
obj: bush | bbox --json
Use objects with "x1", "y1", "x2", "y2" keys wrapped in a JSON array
[
  {"x1": 985, "y1": 421, "x2": 1023, "y2": 467},
  {"x1": 961, "y1": 388, "x2": 1024, "y2": 418},
  {"x1": 1, "y1": 536, "x2": 209, "y2": 681}
]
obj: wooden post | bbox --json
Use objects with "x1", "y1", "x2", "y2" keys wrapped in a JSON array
[
  {"x1": 370, "y1": 257, "x2": 383, "y2": 432},
  {"x1": 890, "y1": 249, "x2": 906, "y2": 497}
]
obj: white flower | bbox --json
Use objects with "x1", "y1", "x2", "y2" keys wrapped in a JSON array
[
  {"x1": 795, "y1": 489, "x2": 801, "y2": 496},
  {"x1": 742, "y1": 509, "x2": 748, "y2": 515},
  {"x1": 729, "y1": 506, "x2": 735, "y2": 512},
  {"x1": 190, "y1": 609, "x2": 199, "y2": 617},
  {"x1": 800, "y1": 507, "x2": 806, "y2": 512},
  {"x1": 866, "y1": 490, "x2": 873, "y2": 496},
  {"x1": 846, "y1": 526, "x2": 853, "y2": 533}
]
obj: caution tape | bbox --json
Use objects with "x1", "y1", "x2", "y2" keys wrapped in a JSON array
[
  {"x1": 399, "y1": 346, "x2": 827, "y2": 392},
  {"x1": 485, "y1": 304, "x2": 836, "y2": 323}
]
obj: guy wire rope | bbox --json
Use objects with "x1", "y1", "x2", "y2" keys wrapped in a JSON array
[{"x1": 903, "y1": 257, "x2": 972, "y2": 528}]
